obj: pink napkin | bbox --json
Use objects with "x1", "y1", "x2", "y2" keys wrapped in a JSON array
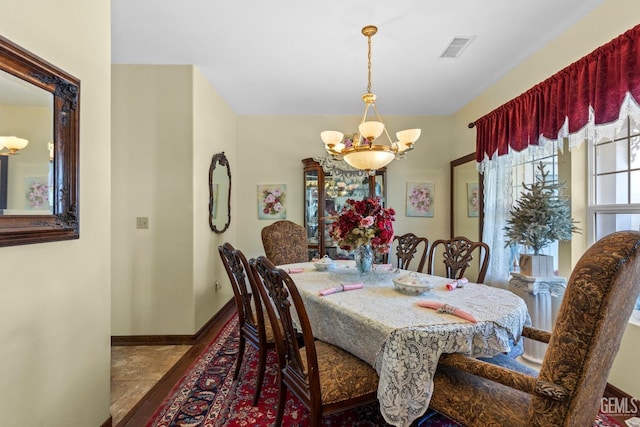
[
  {"x1": 319, "y1": 283, "x2": 364, "y2": 296},
  {"x1": 287, "y1": 268, "x2": 304, "y2": 274},
  {"x1": 445, "y1": 277, "x2": 469, "y2": 290},
  {"x1": 374, "y1": 263, "x2": 393, "y2": 270},
  {"x1": 417, "y1": 300, "x2": 477, "y2": 323}
]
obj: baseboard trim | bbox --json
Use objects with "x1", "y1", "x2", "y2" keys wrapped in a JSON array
[
  {"x1": 605, "y1": 382, "x2": 638, "y2": 402},
  {"x1": 111, "y1": 299, "x2": 235, "y2": 346},
  {"x1": 101, "y1": 415, "x2": 112, "y2": 427}
]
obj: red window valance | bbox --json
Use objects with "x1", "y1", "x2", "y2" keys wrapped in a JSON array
[{"x1": 474, "y1": 24, "x2": 640, "y2": 163}]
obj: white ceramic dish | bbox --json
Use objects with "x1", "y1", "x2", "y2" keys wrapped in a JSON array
[{"x1": 392, "y1": 272, "x2": 434, "y2": 295}]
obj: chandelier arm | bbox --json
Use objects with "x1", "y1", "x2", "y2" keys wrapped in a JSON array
[{"x1": 371, "y1": 103, "x2": 397, "y2": 149}]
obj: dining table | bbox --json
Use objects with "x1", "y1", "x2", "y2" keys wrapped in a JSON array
[{"x1": 278, "y1": 260, "x2": 531, "y2": 427}]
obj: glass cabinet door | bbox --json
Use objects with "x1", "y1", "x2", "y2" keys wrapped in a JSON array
[
  {"x1": 303, "y1": 158, "x2": 386, "y2": 260},
  {"x1": 304, "y1": 169, "x2": 320, "y2": 260}
]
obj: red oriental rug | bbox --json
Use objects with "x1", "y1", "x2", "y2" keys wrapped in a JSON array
[{"x1": 147, "y1": 315, "x2": 623, "y2": 427}]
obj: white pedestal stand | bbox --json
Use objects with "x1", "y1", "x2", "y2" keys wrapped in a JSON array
[{"x1": 508, "y1": 272, "x2": 566, "y2": 366}]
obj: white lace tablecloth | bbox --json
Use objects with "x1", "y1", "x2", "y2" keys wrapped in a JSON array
[{"x1": 280, "y1": 261, "x2": 530, "y2": 427}]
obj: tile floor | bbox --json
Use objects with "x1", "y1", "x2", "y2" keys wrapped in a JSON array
[{"x1": 111, "y1": 345, "x2": 191, "y2": 426}]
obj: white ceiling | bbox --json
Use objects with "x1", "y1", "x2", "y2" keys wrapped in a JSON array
[{"x1": 111, "y1": 0, "x2": 606, "y2": 116}]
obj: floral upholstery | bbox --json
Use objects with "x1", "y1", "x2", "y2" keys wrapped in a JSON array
[
  {"x1": 301, "y1": 341, "x2": 379, "y2": 406},
  {"x1": 429, "y1": 230, "x2": 640, "y2": 427},
  {"x1": 261, "y1": 220, "x2": 308, "y2": 265}
]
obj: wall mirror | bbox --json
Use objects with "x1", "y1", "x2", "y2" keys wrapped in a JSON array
[
  {"x1": 0, "y1": 35, "x2": 80, "y2": 247},
  {"x1": 209, "y1": 151, "x2": 231, "y2": 233},
  {"x1": 451, "y1": 153, "x2": 484, "y2": 240},
  {"x1": 450, "y1": 153, "x2": 484, "y2": 280}
]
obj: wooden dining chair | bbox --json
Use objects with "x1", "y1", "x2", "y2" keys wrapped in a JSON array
[
  {"x1": 249, "y1": 256, "x2": 380, "y2": 427},
  {"x1": 261, "y1": 220, "x2": 309, "y2": 265},
  {"x1": 427, "y1": 235, "x2": 490, "y2": 283},
  {"x1": 428, "y1": 230, "x2": 640, "y2": 427},
  {"x1": 218, "y1": 242, "x2": 278, "y2": 406},
  {"x1": 390, "y1": 232, "x2": 429, "y2": 271}
]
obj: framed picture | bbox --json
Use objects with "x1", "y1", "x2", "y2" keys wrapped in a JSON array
[
  {"x1": 258, "y1": 184, "x2": 287, "y2": 220},
  {"x1": 406, "y1": 182, "x2": 434, "y2": 217},
  {"x1": 24, "y1": 176, "x2": 50, "y2": 210},
  {"x1": 467, "y1": 182, "x2": 480, "y2": 217}
]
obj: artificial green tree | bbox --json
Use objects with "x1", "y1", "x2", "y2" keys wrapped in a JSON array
[{"x1": 505, "y1": 162, "x2": 579, "y2": 255}]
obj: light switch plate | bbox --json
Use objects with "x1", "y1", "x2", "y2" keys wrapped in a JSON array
[{"x1": 136, "y1": 217, "x2": 149, "y2": 229}]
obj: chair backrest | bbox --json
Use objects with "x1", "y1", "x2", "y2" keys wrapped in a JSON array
[
  {"x1": 532, "y1": 230, "x2": 640, "y2": 426},
  {"x1": 261, "y1": 220, "x2": 308, "y2": 265},
  {"x1": 249, "y1": 255, "x2": 321, "y2": 410},
  {"x1": 218, "y1": 243, "x2": 264, "y2": 340},
  {"x1": 427, "y1": 236, "x2": 490, "y2": 283},
  {"x1": 392, "y1": 233, "x2": 429, "y2": 271}
]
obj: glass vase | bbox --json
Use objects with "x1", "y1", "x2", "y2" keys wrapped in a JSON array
[{"x1": 354, "y1": 244, "x2": 374, "y2": 275}]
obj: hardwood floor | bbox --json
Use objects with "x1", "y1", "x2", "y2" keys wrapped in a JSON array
[{"x1": 111, "y1": 304, "x2": 235, "y2": 427}]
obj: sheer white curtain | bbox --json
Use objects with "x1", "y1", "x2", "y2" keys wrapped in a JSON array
[
  {"x1": 479, "y1": 143, "x2": 559, "y2": 289},
  {"x1": 480, "y1": 156, "x2": 513, "y2": 289}
]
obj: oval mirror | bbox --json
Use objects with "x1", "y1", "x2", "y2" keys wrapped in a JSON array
[{"x1": 209, "y1": 152, "x2": 231, "y2": 233}]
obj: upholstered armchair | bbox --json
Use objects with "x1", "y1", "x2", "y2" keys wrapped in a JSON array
[
  {"x1": 428, "y1": 230, "x2": 640, "y2": 427},
  {"x1": 261, "y1": 220, "x2": 308, "y2": 265}
]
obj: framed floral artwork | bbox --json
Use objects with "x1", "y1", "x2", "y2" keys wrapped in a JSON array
[
  {"x1": 24, "y1": 176, "x2": 50, "y2": 210},
  {"x1": 467, "y1": 182, "x2": 480, "y2": 217},
  {"x1": 258, "y1": 184, "x2": 287, "y2": 220},
  {"x1": 406, "y1": 182, "x2": 434, "y2": 217}
]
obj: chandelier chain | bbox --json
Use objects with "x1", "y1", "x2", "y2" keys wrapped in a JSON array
[{"x1": 367, "y1": 34, "x2": 373, "y2": 94}]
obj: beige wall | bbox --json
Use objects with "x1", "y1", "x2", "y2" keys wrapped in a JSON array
[
  {"x1": 0, "y1": 0, "x2": 112, "y2": 426},
  {"x1": 192, "y1": 67, "x2": 237, "y2": 328},
  {"x1": 609, "y1": 322, "x2": 640, "y2": 398},
  {"x1": 111, "y1": 64, "x2": 236, "y2": 336},
  {"x1": 235, "y1": 115, "x2": 453, "y2": 260}
]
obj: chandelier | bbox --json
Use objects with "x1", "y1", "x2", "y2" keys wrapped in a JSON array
[{"x1": 321, "y1": 25, "x2": 421, "y2": 173}]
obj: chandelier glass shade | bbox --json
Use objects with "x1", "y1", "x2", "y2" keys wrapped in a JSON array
[
  {"x1": 0, "y1": 136, "x2": 29, "y2": 155},
  {"x1": 321, "y1": 25, "x2": 421, "y2": 172}
]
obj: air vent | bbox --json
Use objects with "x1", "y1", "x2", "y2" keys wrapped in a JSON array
[{"x1": 440, "y1": 36, "x2": 475, "y2": 58}]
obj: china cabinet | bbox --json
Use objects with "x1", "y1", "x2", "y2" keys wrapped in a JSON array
[{"x1": 303, "y1": 158, "x2": 386, "y2": 260}]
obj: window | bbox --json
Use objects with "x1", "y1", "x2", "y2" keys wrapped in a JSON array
[
  {"x1": 589, "y1": 115, "x2": 640, "y2": 313},
  {"x1": 510, "y1": 151, "x2": 560, "y2": 272}
]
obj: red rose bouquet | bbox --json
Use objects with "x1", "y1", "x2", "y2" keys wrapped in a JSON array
[{"x1": 329, "y1": 198, "x2": 395, "y2": 253}]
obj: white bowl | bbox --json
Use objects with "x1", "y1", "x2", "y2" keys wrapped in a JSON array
[{"x1": 392, "y1": 273, "x2": 434, "y2": 295}]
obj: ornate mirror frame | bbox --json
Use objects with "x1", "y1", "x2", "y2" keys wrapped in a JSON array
[
  {"x1": 450, "y1": 153, "x2": 484, "y2": 240},
  {"x1": 0, "y1": 35, "x2": 80, "y2": 247},
  {"x1": 209, "y1": 152, "x2": 231, "y2": 233}
]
